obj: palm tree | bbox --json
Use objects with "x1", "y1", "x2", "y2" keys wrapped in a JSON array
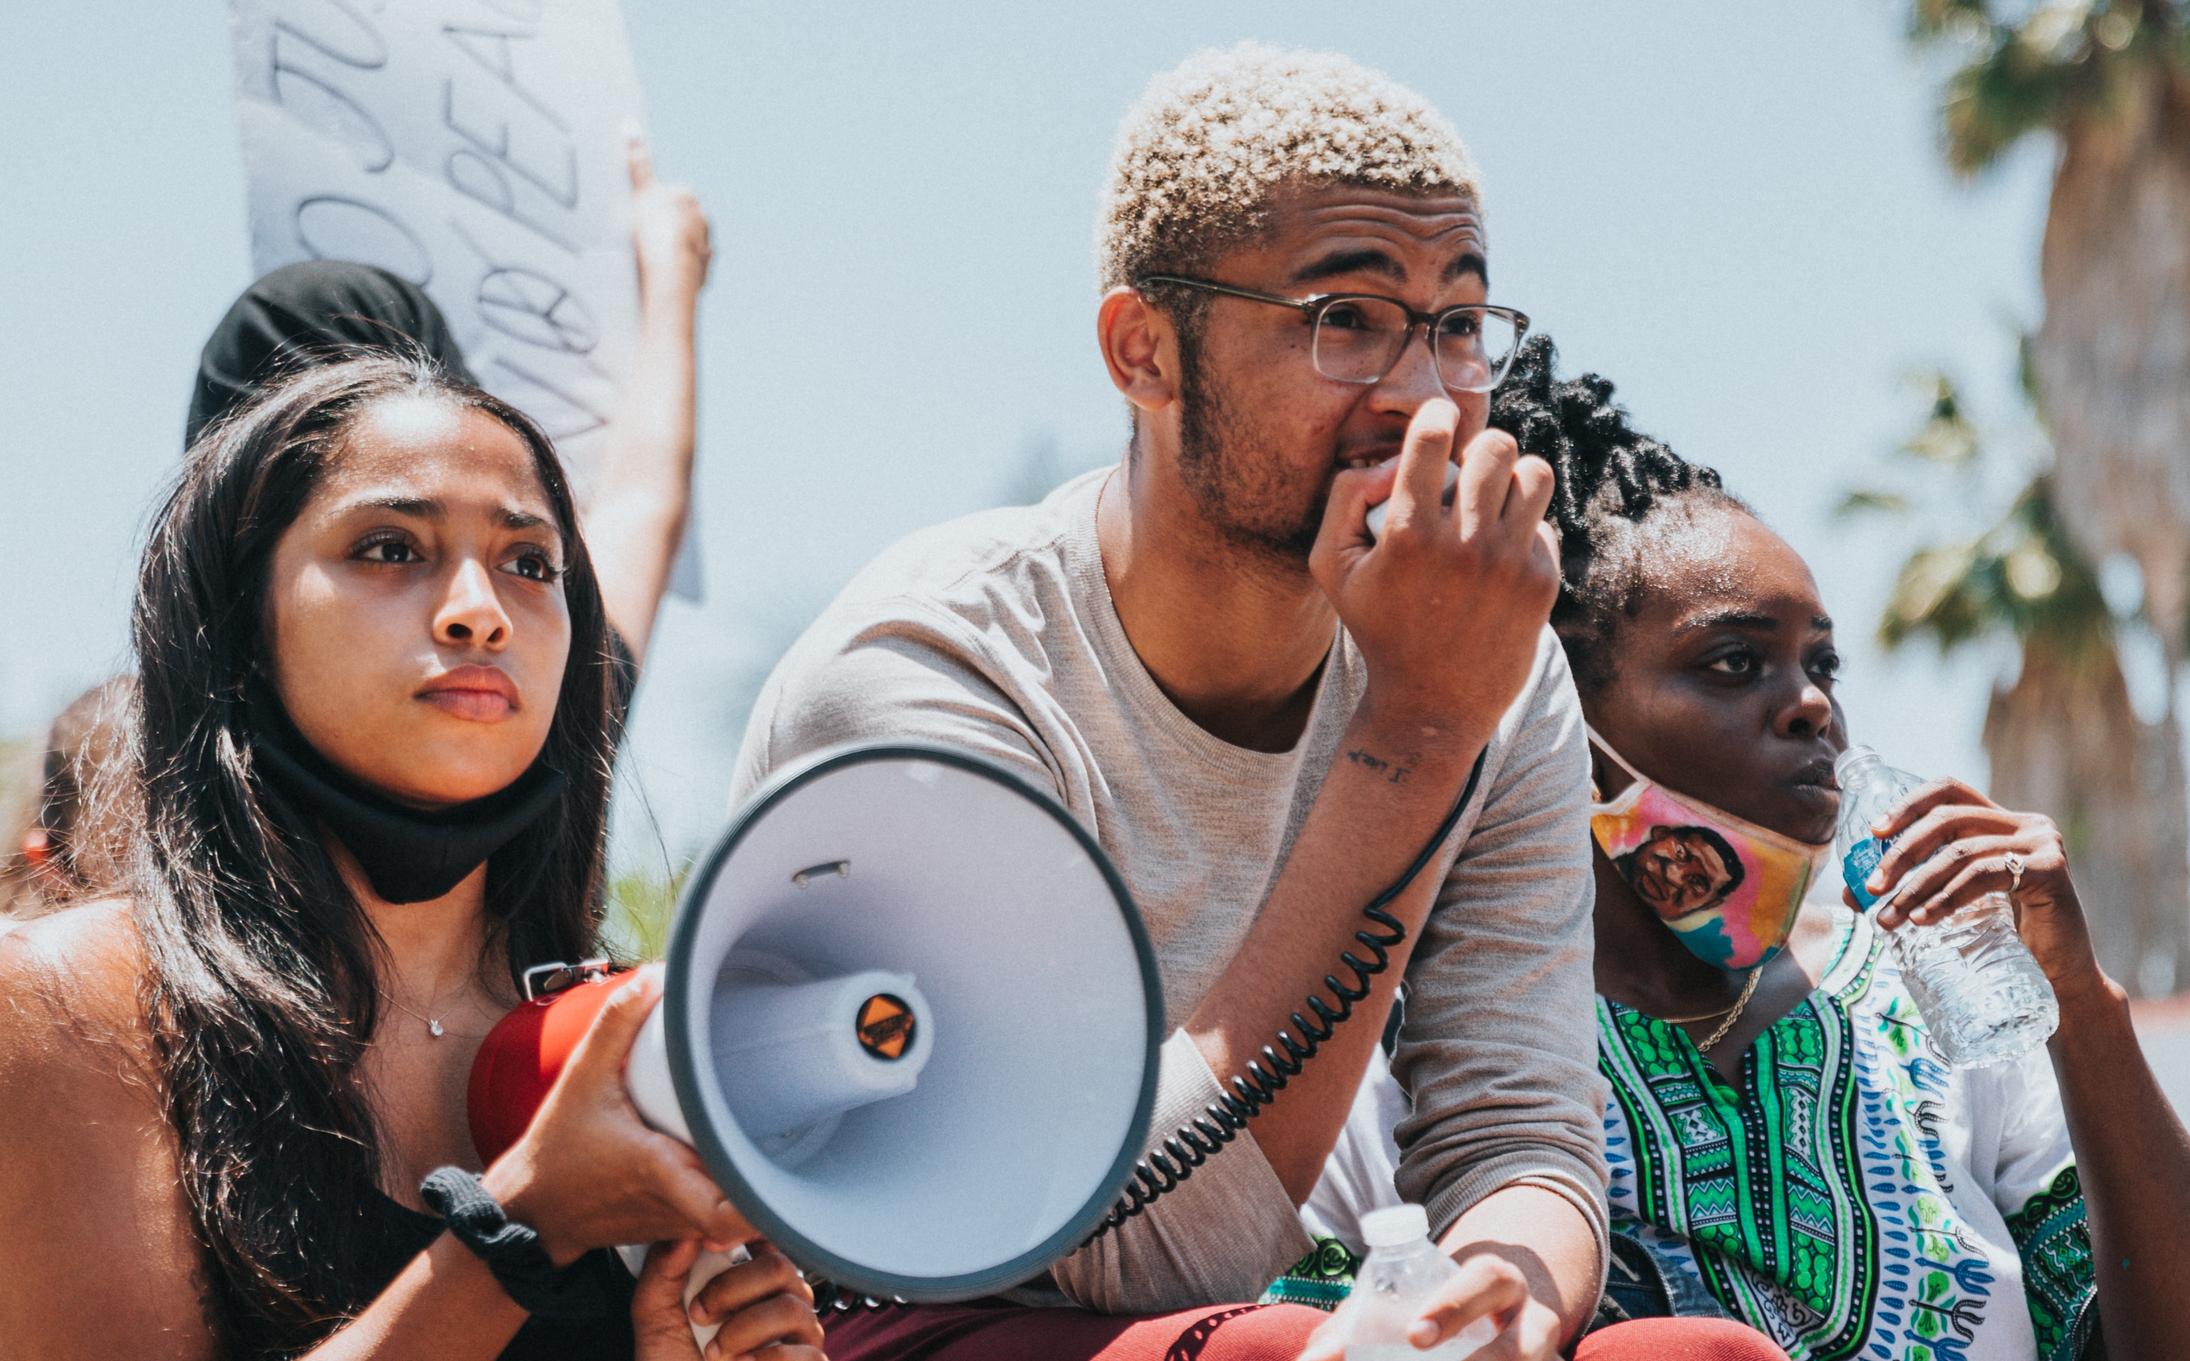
[
  {"x1": 1909, "y1": 0, "x2": 2190, "y2": 656},
  {"x1": 1847, "y1": 369, "x2": 2190, "y2": 993}
]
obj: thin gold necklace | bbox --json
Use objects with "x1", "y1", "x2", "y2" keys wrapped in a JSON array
[
  {"x1": 1655, "y1": 972, "x2": 1756, "y2": 1024},
  {"x1": 1687, "y1": 968, "x2": 1763, "y2": 1055}
]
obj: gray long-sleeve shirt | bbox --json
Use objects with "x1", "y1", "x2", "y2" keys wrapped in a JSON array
[{"x1": 729, "y1": 469, "x2": 1609, "y2": 1314}]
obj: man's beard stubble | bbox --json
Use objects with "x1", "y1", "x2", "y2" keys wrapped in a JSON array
[{"x1": 1173, "y1": 331, "x2": 1325, "y2": 566}]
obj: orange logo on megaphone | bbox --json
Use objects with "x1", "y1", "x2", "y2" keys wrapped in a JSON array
[{"x1": 856, "y1": 993, "x2": 915, "y2": 1060}]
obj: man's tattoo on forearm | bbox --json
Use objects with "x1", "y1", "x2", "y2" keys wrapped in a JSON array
[{"x1": 1345, "y1": 748, "x2": 1411, "y2": 784}]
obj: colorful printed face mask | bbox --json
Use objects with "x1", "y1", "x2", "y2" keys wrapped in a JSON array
[{"x1": 1587, "y1": 728, "x2": 1829, "y2": 971}]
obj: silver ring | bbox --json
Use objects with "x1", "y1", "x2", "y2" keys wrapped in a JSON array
[{"x1": 2004, "y1": 851, "x2": 2026, "y2": 893}]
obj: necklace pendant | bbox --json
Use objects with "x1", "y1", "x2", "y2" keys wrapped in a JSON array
[{"x1": 428, "y1": 1018, "x2": 445, "y2": 1038}]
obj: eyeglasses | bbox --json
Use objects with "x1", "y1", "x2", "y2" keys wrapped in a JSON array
[{"x1": 1136, "y1": 275, "x2": 1529, "y2": 394}]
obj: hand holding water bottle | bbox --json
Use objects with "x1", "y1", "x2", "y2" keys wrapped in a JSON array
[
  {"x1": 1836, "y1": 748, "x2": 2062, "y2": 1065},
  {"x1": 1296, "y1": 1205, "x2": 1521, "y2": 1361},
  {"x1": 1854, "y1": 773, "x2": 2102, "y2": 998}
]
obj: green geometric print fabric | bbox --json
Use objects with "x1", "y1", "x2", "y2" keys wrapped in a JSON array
[
  {"x1": 1257, "y1": 1237, "x2": 1362, "y2": 1313},
  {"x1": 1602, "y1": 995, "x2": 1876, "y2": 1357},
  {"x1": 1599, "y1": 911, "x2": 2098, "y2": 1361},
  {"x1": 2001, "y1": 1167, "x2": 2097, "y2": 1361}
]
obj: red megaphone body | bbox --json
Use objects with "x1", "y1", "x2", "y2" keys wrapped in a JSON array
[{"x1": 467, "y1": 968, "x2": 628, "y2": 1166}]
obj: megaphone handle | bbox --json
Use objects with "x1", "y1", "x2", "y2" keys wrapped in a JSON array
[
  {"x1": 1090, "y1": 748, "x2": 1488, "y2": 1238},
  {"x1": 613, "y1": 1241, "x2": 746, "y2": 1349}
]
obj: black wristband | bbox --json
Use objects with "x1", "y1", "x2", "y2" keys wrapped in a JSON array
[{"x1": 419, "y1": 1167, "x2": 614, "y2": 1321}]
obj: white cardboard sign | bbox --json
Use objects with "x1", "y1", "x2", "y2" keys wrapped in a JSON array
[{"x1": 228, "y1": 0, "x2": 700, "y2": 596}]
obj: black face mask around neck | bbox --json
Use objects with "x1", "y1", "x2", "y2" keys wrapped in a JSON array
[{"x1": 250, "y1": 714, "x2": 566, "y2": 905}]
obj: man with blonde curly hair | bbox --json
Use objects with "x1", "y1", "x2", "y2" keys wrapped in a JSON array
[{"x1": 735, "y1": 41, "x2": 1787, "y2": 1361}]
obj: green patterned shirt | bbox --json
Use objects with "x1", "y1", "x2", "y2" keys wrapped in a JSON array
[{"x1": 1600, "y1": 908, "x2": 2098, "y2": 1361}]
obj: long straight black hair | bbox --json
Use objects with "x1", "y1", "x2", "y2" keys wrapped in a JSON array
[{"x1": 129, "y1": 352, "x2": 622, "y2": 1356}]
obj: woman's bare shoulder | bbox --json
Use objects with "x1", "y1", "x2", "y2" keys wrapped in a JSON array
[
  {"x1": 0, "y1": 901, "x2": 219, "y2": 1358},
  {"x1": 0, "y1": 897, "x2": 155, "y2": 1072}
]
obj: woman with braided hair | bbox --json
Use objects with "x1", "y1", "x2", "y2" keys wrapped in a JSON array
[{"x1": 1491, "y1": 335, "x2": 2190, "y2": 1359}]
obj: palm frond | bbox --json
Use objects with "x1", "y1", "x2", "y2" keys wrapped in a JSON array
[
  {"x1": 2014, "y1": 330, "x2": 2044, "y2": 415},
  {"x1": 1836, "y1": 488, "x2": 1915, "y2": 518},
  {"x1": 1900, "y1": 372, "x2": 1983, "y2": 465},
  {"x1": 1909, "y1": 0, "x2": 1998, "y2": 45},
  {"x1": 1917, "y1": 0, "x2": 2180, "y2": 175},
  {"x1": 2000, "y1": 473, "x2": 2118, "y2": 655},
  {"x1": 1942, "y1": 29, "x2": 2083, "y2": 173},
  {"x1": 1876, "y1": 475, "x2": 2115, "y2": 661},
  {"x1": 1880, "y1": 541, "x2": 1987, "y2": 653},
  {"x1": 1867, "y1": 362, "x2": 2116, "y2": 663}
]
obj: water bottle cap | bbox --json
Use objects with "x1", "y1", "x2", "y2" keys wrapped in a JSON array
[{"x1": 1362, "y1": 1203, "x2": 1431, "y2": 1249}]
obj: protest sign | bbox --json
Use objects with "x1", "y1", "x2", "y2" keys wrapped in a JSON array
[{"x1": 227, "y1": 0, "x2": 701, "y2": 596}]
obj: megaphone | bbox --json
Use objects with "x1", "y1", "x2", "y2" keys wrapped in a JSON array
[{"x1": 468, "y1": 743, "x2": 1164, "y2": 1343}]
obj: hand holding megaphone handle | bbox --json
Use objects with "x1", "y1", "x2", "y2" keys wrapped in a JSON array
[
  {"x1": 627, "y1": 1238, "x2": 840, "y2": 1352},
  {"x1": 619, "y1": 1241, "x2": 742, "y2": 1350},
  {"x1": 1089, "y1": 748, "x2": 1486, "y2": 1238},
  {"x1": 627, "y1": 997, "x2": 881, "y2": 1335}
]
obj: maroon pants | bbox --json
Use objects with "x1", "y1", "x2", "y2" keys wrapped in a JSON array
[{"x1": 825, "y1": 1299, "x2": 1790, "y2": 1360}]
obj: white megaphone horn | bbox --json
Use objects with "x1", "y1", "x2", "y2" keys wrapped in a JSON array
[{"x1": 468, "y1": 743, "x2": 1164, "y2": 1347}]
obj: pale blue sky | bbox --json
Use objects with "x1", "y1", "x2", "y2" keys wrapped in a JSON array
[{"x1": 1, "y1": 3, "x2": 2061, "y2": 866}]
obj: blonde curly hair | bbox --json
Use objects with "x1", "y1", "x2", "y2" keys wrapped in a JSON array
[{"x1": 1097, "y1": 42, "x2": 1482, "y2": 295}]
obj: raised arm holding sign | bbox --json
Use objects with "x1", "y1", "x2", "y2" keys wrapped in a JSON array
[{"x1": 585, "y1": 137, "x2": 710, "y2": 665}]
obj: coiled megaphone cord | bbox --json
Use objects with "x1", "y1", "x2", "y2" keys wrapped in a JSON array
[
  {"x1": 1088, "y1": 747, "x2": 1486, "y2": 1238},
  {"x1": 810, "y1": 1280, "x2": 897, "y2": 1314}
]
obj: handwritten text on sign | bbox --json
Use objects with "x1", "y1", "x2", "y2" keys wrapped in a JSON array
[{"x1": 229, "y1": 0, "x2": 698, "y2": 593}]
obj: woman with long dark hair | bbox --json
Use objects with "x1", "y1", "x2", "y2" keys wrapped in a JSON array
[
  {"x1": 0, "y1": 354, "x2": 823, "y2": 1361},
  {"x1": 2, "y1": 139, "x2": 710, "y2": 928}
]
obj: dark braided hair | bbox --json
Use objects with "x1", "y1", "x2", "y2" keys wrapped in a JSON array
[{"x1": 1489, "y1": 334, "x2": 1752, "y2": 693}]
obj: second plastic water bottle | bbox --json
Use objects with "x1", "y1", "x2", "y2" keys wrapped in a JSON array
[
  {"x1": 1833, "y1": 746, "x2": 2057, "y2": 1066},
  {"x1": 1319, "y1": 1204, "x2": 1499, "y2": 1360}
]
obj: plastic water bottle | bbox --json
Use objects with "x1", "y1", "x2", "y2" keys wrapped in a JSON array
[
  {"x1": 1320, "y1": 1204, "x2": 1498, "y2": 1359},
  {"x1": 1834, "y1": 746, "x2": 2057, "y2": 1066}
]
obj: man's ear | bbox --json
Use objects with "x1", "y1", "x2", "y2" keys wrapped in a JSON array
[{"x1": 1097, "y1": 286, "x2": 1180, "y2": 415}]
